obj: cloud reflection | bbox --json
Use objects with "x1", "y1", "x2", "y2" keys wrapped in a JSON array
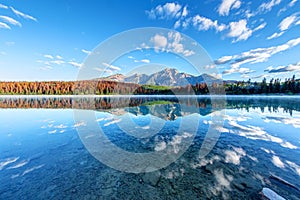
[
  {"x1": 224, "y1": 147, "x2": 246, "y2": 165},
  {"x1": 225, "y1": 115, "x2": 298, "y2": 149},
  {"x1": 0, "y1": 157, "x2": 19, "y2": 170},
  {"x1": 272, "y1": 155, "x2": 285, "y2": 168},
  {"x1": 286, "y1": 161, "x2": 300, "y2": 176},
  {"x1": 22, "y1": 164, "x2": 44, "y2": 176},
  {"x1": 264, "y1": 116, "x2": 300, "y2": 128},
  {"x1": 73, "y1": 121, "x2": 86, "y2": 128},
  {"x1": 211, "y1": 169, "x2": 233, "y2": 199},
  {"x1": 103, "y1": 118, "x2": 122, "y2": 127},
  {"x1": 7, "y1": 159, "x2": 29, "y2": 169},
  {"x1": 48, "y1": 130, "x2": 57, "y2": 134}
]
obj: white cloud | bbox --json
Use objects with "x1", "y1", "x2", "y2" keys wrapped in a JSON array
[
  {"x1": 227, "y1": 19, "x2": 252, "y2": 42},
  {"x1": 151, "y1": 34, "x2": 168, "y2": 51},
  {"x1": 278, "y1": 0, "x2": 298, "y2": 14},
  {"x1": 259, "y1": 0, "x2": 282, "y2": 12},
  {"x1": 146, "y1": 2, "x2": 182, "y2": 19},
  {"x1": 192, "y1": 15, "x2": 227, "y2": 32},
  {"x1": 168, "y1": 31, "x2": 184, "y2": 51},
  {"x1": 267, "y1": 31, "x2": 284, "y2": 40},
  {"x1": 0, "y1": 15, "x2": 21, "y2": 27},
  {"x1": 287, "y1": 37, "x2": 300, "y2": 46},
  {"x1": 251, "y1": 74, "x2": 269, "y2": 79},
  {"x1": 0, "y1": 22, "x2": 10, "y2": 29},
  {"x1": 289, "y1": 0, "x2": 298, "y2": 6},
  {"x1": 218, "y1": 0, "x2": 241, "y2": 16},
  {"x1": 134, "y1": 59, "x2": 151, "y2": 63},
  {"x1": 94, "y1": 67, "x2": 112, "y2": 74},
  {"x1": 10, "y1": 6, "x2": 37, "y2": 22},
  {"x1": 210, "y1": 73, "x2": 222, "y2": 79},
  {"x1": 265, "y1": 62, "x2": 300, "y2": 73},
  {"x1": 54, "y1": 124, "x2": 68, "y2": 129},
  {"x1": 169, "y1": 32, "x2": 195, "y2": 56},
  {"x1": 51, "y1": 60, "x2": 65, "y2": 65},
  {"x1": 149, "y1": 32, "x2": 195, "y2": 57},
  {"x1": 182, "y1": 18, "x2": 191, "y2": 29},
  {"x1": 183, "y1": 50, "x2": 195, "y2": 56},
  {"x1": 219, "y1": 37, "x2": 300, "y2": 74},
  {"x1": 140, "y1": 59, "x2": 150, "y2": 63},
  {"x1": 81, "y1": 49, "x2": 91, "y2": 55},
  {"x1": 39, "y1": 65, "x2": 53, "y2": 71},
  {"x1": 68, "y1": 61, "x2": 82, "y2": 68},
  {"x1": 245, "y1": 10, "x2": 254, "y2": 18},
  {"x1": 39, "y1": 54, "x2": 83, "y2": 69},
  {"x1": 232, "y1": 0, "x2": 241, "y2": 9},
  {"x1": 174, "y1": 20, "x2": 181, "y2": 29},
  {"x1": 182, "y1": 6, "x2": 188, "y2": 17},
  {"x1": 279, "y1": 15, "x2": 297, "y2": 31},
  {"x1": 137, "y1": 43, "x2": 150, "y2": 51},
  {"x1": 215, "y1": 55, "x2": 233, "y2": 65},
  {"x1": 102, "y1": 62, "x2": 121, "y2": 71},
  {"x1": 253, "y1": 22, "x2": 267, "y2": 31},
  {"x1": 56, "y1": 55, "x2": 63, "y2": 60},
  {"x1": 223, "y1": 67, "x2": 255, "y2": 75},
  {"x1": 44, "y1": 54, "x2": 54, "y2": 59},
  {"x1": 0, "y1": 4, "x2": 8, "y2": 9}
]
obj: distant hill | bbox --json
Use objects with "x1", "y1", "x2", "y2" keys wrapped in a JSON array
[{"x1": 102, "y1": 68, "x2": 220, "y2": 87}]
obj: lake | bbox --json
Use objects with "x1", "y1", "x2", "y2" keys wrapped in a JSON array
[{"x1": 0, "y1": 96, "x2": 300, "y2": 199}]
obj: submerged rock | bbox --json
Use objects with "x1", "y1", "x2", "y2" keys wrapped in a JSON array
[
  {"x1": 261, "y1": 188, "x2": 285, "y2": 200},
  {"x1": 269, "y1": 174, "x2": 300, "y2": 191},
  {"x1": 233, "y1": 182, "x2": 245, "y2": 191},
  {"x1": 193, "y1": 183, "x2": 202, "y2": 189},
  {"x1": 142, "y1": 171, "x2": 161, "y2": 187}
]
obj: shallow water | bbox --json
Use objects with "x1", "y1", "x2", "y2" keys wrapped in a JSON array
[{"x1": 0, "y1": 96, "x2": 300, "y2": 199}]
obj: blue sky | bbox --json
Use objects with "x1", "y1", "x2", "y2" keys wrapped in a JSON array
[{"x1": 0, "y1": 0, "x2": 300, "y2": 81}]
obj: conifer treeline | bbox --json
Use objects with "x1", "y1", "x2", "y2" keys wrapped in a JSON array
[
  {"x1": 0, "y1": 75, "x2": 299, "y2": 95},
  {"x1": 224, "y1": 75, "x2": 300, "y2": 94}
]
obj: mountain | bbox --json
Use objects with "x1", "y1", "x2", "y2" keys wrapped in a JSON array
[
  {"x1": 102, "y1": 74, "x2": 125, "y2": 82},
  {"x1": 104, "y1": 68, "x2": 220, "y2": 87}
]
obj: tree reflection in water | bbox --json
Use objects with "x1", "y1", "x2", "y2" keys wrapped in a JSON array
[{"x1": 0, "y1": 96, "x2": 299, "y2": 116}]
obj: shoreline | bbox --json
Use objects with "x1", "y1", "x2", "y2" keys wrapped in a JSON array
[{"x1": 0, "y1": 94, "x2": 300, "y2": 98}]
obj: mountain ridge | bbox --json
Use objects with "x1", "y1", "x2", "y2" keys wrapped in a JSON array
[{"x1": 102, "y1": 68, "x2": 220, "y2": 86}]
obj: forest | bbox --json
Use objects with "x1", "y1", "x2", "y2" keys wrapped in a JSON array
[
  {"x1": 0, "y1": 75, "x2": 299, "y2": 95},
  {"x1": 224, "y1": 75, "x2": 300, "y2": 95}
]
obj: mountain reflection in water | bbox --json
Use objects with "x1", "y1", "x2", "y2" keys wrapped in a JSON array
[{"x1": 0, "y1": 96, "x2": 299, "y2": 116}]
